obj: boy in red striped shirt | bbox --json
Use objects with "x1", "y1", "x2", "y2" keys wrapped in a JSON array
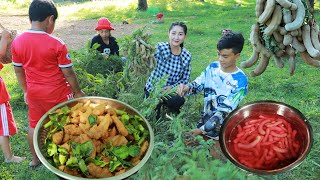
[{"x1": 11, "y1": 0, "x2": 85, "y2": 167}]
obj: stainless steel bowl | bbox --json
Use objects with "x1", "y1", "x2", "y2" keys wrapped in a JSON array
[
  {"x1": 219, "y1": 100, "x2": 313, "y2": 175},
  {"x1": 34, "y1": 96, "x2": 154, "y2": 180}
]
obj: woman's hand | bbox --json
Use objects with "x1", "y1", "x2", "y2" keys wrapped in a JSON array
[
  {"x1": 176, "y1": 83, "x2": 189, "y2": 97},
  {"x1": 161, "y1": 86, "x2": 172, "y2": 93}
]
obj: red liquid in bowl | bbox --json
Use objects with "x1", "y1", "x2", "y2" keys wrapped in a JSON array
[{"x1": 229, "y1": 113, "x2": 301, "y2": 170}]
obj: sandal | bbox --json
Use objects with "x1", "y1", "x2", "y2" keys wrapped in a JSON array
[
  {"x1": 5, "y1": 156, "x2": 26, "y2": 163},
  {"x1": 29, "y1": 160, "x2": 41, "y2": 167}
]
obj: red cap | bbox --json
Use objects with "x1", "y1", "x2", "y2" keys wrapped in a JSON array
[
  {"x1": 156, "y1": 13, "x2": 163, "y2": 19},
  {"x1": 95, "y1": 17, "x2": 115, "y2": 31}
]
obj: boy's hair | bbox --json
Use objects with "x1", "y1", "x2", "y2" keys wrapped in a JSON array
[
  {"x1": 29, "y1": 0, "x2": 58, "y2": 22},
  {"x1": 217, "y1": 31, "x2": 244, "y2": 54}
]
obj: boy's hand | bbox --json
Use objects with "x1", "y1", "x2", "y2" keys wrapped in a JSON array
[
  {"x1": 74, "y1": 90, "x2": 85, "y2": 98},
  {"x1": 191, "y1": 128, "x2": 203, "y2": 136},
  {"x1": 1, "y1": 30, "x2": 12, "y2": 40},
  {"x1": 176, "y1": 84, "x2": 189, "y2": 97}
]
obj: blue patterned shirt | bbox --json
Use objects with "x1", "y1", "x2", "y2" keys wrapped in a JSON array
[
  {"x1": 145, "y1": 42, "x2": 192, "y2": 92},
  {"x1": 188, "y1": 62, "x2": 248, "y2": 115}
]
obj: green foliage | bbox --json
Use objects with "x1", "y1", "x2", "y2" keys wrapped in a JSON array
[{"x1": 71, "y1": 46, "x2": 127, "y2": 98}]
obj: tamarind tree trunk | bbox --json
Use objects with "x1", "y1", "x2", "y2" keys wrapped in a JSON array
[{"x1": 138, "y1": 0, "x2": 148, "y2": 11}]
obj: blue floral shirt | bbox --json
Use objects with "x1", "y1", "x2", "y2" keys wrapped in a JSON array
[{"x1": 188, "y1": 61, "x2": 248, "y2": 116}]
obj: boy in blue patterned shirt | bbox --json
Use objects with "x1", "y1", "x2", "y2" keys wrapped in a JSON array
[{"x1": 177, "y1": 31, "x2": 248, "y2": 152}]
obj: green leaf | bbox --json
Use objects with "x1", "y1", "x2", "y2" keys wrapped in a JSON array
[
  {"x1": 88, "y1": 115, "x2": 97, "y2": 126},
  {"x1": 85, "y1": 157, "x2": 108, "y2": 167},
  {"x1": 78, "y1": 159, "x2": 89, "y2": 176},
  {"x1": 112, "y1": 145, "x2": 129, "y2": 159},
  {"x1": 109, "y1": 159, "x2": 122, "y2": 172},
  {"x1": 47, "y1": 142, "x2": 57, "y2": 157},
  {"x1": 128, "y1": 145, "x2": 140, "y2": 157}
]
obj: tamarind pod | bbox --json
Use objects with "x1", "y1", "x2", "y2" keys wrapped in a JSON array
[
  {"x1": 276, "y1": 0, "x2": 297, "y2": 10},
  {"x1": 145, "y1": 48, "x2": 150, "y2": 59},
  {"x1": 278, "y1": 42, "x2": 286, "y2": 50},
  {"x1": 290, "y1": 30, "x2": 299, "y2": 37},
  {"x1": 258, "y1": 0, "x2": 276, "y2": 24},
  {"x1": 278, "y1": 27, "x2": 288, "y2": 35},
  {"x1": 283, "y1": 34, "x2": 293, "y2": 46},
  {"x1": 264, "y1": 5, "x2": 283, "y2": 36},
  {"x1": 288, "y1": 53, "x2": 296, "y2": 76},
  {"x1": 136, "y1": 40, "x2": 140, "y2": 53},
  {"x1": 138, "y1": 39, "x2": 152, "y2": 49},
  {"x1": 300, "y1": 51, "x2": 320, "y2": 67},
  {"x1": 285, "y1": 45, "x2": 296, "y2": 56},
  {"x1": 298, "y1": 28, "x2": 302, "y2": 37},
  {"x1": 275, "y1": 50, "x2": 285, "y2": 57},
  {"x1": 240, "y1": 48, "x2": 260, "y2": 68},
  {"x1": 282, "y1": 9, "x2": 292, "y2": 24},
  {"x1": 250, "y1": 54, "x2": 271, "y2": 77},
  {"x1": 273, "y1": 31, "x2": 284, "y2": 43},
  {"x1": 291, "y1": 37, "x2": 306, "y2": 52},
  {"x1": 311, "y1": 22, "x2": 320, "y2": 51},
  {"x1": 274, "y1": 53, "x2": 284, "y2": 68},
  {"x1": 250, "y1": 23, "x2": 263, "y2": 52},
  {"x1": 261, "y1": 46, "x2": 273, "y2": 58},
  {"x1": 148, "y1": 55, "x2": 155, "y2": 69},
  {"x1": 297, "y1": 35, "x2": 303, "y2": 42},
  {"x1": 256, "y1": 0, "x2": 266, "y2": 17},
  {"x1": 284, "y1": 0, "x2": 305, "y2": 31},
  {"x1": 302, "y1": 24, "x2": 320, "y2": 58},
  {"x1": 140, "y1": 44, "x2": 146, "y2": 55}
]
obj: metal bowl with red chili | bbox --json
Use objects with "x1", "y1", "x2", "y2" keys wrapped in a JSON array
[{"x1": 219, "y1": 100, "x2": 313, "y2": 175}]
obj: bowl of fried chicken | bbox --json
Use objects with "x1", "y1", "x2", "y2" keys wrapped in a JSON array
[{"x1": 34, "y1": 96, "x2": 154, "y2": 179}]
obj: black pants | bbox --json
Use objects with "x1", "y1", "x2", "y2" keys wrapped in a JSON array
[{"x1": 144, "y1": 89, "x2": 185, "y2": 119}]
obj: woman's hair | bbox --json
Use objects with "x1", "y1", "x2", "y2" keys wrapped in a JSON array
[
  {"x1": 217, "y1": 31, "x2": 244, "y2": 54},
  {"x1": 29, "y1": 0, "x2": 58, "y2": 22},
  {"x1": 169, "y1": 22, "x2": 188, "y2": 48}
]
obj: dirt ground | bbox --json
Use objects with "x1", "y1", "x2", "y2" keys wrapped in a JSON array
[{"x1": 0, "y1": 15, "x2": 144, "y2": 50}]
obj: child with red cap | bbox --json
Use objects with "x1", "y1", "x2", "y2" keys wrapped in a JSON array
[
  {"x1": 11, "y1": 0, "x2": 85, "y2": 167},
  {"x1": 90, "y1": 17, "x2": 120, "y2": 56},
  {"x1": 0, "y1": 29, "x2": 26, "y2": 164}
]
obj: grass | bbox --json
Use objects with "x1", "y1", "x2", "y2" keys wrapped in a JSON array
[{"x1": 0, "y1": 0, "x2": 320, "y2": 179}]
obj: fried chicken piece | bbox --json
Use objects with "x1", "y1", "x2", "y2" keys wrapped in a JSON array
[
  {"x1": 60, "y1": 142, "x2": 71, "y2": 152},
  {"x1": 70, "y1": 103, "x2": 84, "y2": 118},
  {"x1": 52, "y1": 131, "x2": 64, "y2": 145},
  {"x1": 87, "y1": 124, "x2": 101, "y2": 140},
  {"x1": 92, "y1": 139, "x2": 102, "y2": 154},
  {"x1": 111, "y1": 115, "x2": 128, "y2": 136},
  {"x1": 87, "y1": 163, "x2": 113, "y2": 178},
  {"x1": 73, "y1": 133, "x2": 91, "y2": 144},
  {"x1": 64, "y1": 124, "x2": 82, "y2": 136},
  {"x1": 62, "y1": 133, "x2": 70, "y2": 143},
  {"x1": 60, "y1": 166, "x2": 82, "y2": 177},
  {"x1": 92, "y1": 103, "x2": 107, "y2": 116},
  {"x1": 70, "y1": 116, "x2": 80, "y2": 124},
  {"x1": 106, "y1": 126, "x2": 117, "y2": 139},
  {"x1": 107, "y1": 135, "x2": 128, "y2": 147},
  {"x1": 79, "y1": 106, "x2": 92, "y2": 124},
  {"x1": 98, "y1": 113, "x2": 112, "y2": 139},
  {"x1": 79, "y1": 121, "x2": 90, "y2": 133}
]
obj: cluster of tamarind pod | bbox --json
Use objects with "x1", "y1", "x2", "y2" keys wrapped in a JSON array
[
  {"x1": 241, "y1": 0, "x2": 318, "y2": 76},
  {"x1": 122, "y1": 28, "x2": 156, "y2": 75}
]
